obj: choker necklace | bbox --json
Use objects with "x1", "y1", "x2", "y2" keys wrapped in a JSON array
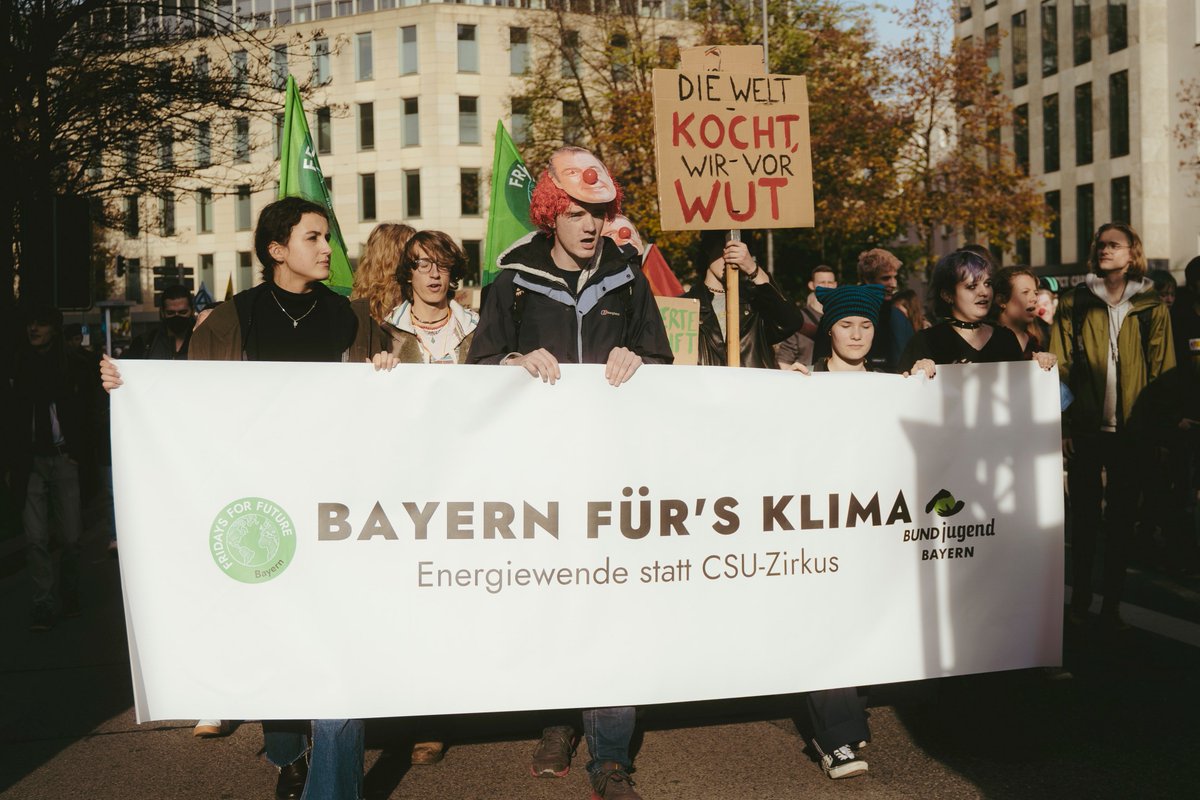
[
  {"x1": 947, "y1": 318, "x2": 983, "y2": 330},
  {"x1": 271, "y1": 291, "x2": 318, "y2": 329},
  {"x1": 411, "y1": 308, "x2": 450, "y2": 326}
]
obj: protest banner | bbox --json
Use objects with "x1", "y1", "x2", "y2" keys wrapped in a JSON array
[
  {"x1": 111, "y1": 361, "x2": 1064, "y2": 722},
  {"x1": 655, "y1": 297, "x2": 700, "y2": 365},
  {"x1": 652, "y1": 68, "x2": 814, "y2": 231}
]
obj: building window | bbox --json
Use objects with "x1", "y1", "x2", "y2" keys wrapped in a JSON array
[
  {"x1": 232, "y1": 50, "x2": 248, "y2": 95},
  {"x1": 1045, "y1": 190, "x2": 1061, "y2": 266},
  {"x1": 124, "y1": 195, "x2": 140, "y2": 239},
  {"x1": 510, "y1": 27, "x2": 529, "y2": 75},
  {"x1": 1015, "y1": 236, "x2": 1031, "y2": 266},
  {"x1": 126, "y1": 258, "x2": 142, "y2": 304},
  {"x1": 1014, "y1": 104, "x2": 1029, "y2": 175},
  {"x1": 1072, "y1": 0, "x2": 1091, "y2": 65},
  {"x1": 460, "y1": 169, "x2": 480, "y2": 216},
  {"x1": 611, "y1": 32, "x2": 630, "y2": 83},
  {"x1": 316, "y1": 0, "x2": 331, "y2": 19},
  {"x1": 317, "y1": 107, "x2": 332, "y2": 154},
  {"x1": 1012, "y1": 11, "x2": 1028, "y2": 88},
  {"x1": 459, "y1": 96, "x2": 480, "y2": 145},
  {"x1": 324, "y1": 176, "x2": 332, "y2": 194},
  {"x1": 124, "y1": 138, "x2": 138, "y2": 175},
  {"x1": 159, "y1": 192, "x2": 175, "y2": 237},
  {"x1": 1042, "y1": 93, "x2": 1059, "y2": 173},
  {"x1": 462, "y1": 239, "x2": 481, "y2": 285},
  {"x1": 563, "y1": 29, "x2": 580, "y2": 78},
  {"x1": 400, "y1": 25, "x2": 418, "y2": 75},
  {"x1": 274, "y1": 113, "x2": 284, "y2": 159},
  {"x1": 404, "y1": 170, "x2": 421, "y2": 218},
  {"x1": 1109, "y1": 70, "x2": 1129, "y2": 157},
  {"x1": 238, "y1": 250, "x2": 254, "y2": 291},
  {"x1": 196, "y1": 122, "x2": 211, "y2": 168},
  {"x1": 158, "y1": 130, "x2": 173, "y2": 170},
  {"x1": 457, "y1": 24, "x2": 478, "y2": 73},
  {"x1": 402, "y1": 98, "x2": 419, "y2": 146},
  {"x1": 200, "y1": 253, "x2": 214, "y2": 292},
  {"x1": 273, "y1": 44, "x2": 288, "y2": 91},
  {"x1": 985, "y1": 24, "x2": 1000, "y2": 77},
  {"x1": 356, "y1": 32, "x2": 373, "y2": 81},
  {"x1": 234, "y1": 117, "x2": 250, "y2": 163},
  {"x1": 512, "y1": 97, "x2": 530, "y2": 146},
  {"x1": 958, "y1": 1, "x2": 972, "y2": 22},
  {"x1": 194, "y1": 54, "x2": 209, "y2": 85},
  {"x1": 1107, "y1": 0, "x2": 1127, "y2": 52},
  {"x1": 359, "y1": 174, "x2": 376, "y2": 222},
  {"x1": 1074, "y1": 82, "x2": 1092, "y2": 165},
  {"x1": 1041, "y1": 1, "x2": 1058, "y2": 77},
  {"x1": 1075, "y1": 183, "x2": 1094, "y2": 265},
  {"x1": 358, "y1": 102, "x2": 374, "y2": 151},
  {"x1": 312, "y1": 37, "x2": 331, "y2": 85},
  {"x1": 197, "y1": 189, "x2": 213, "y2": 233},
  {"x1": 235, "y1": 185, "x2": 252, "y2": 231},
  {"x1": 1111, "y1": 175, "x2": 1131, "y2": 224},
  {"x1": 563, "y1": 100, "x2": 583, "y2": 144}
]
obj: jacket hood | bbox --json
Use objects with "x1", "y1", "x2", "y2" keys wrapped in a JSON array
[
  {"x1": 1085, "y1": 274, "x2": 1156, "y2": 309},
  {"x1": 496, "y1": 230, "x2": 639, "y2": 290}
]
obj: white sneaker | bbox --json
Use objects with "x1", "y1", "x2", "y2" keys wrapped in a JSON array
[
  {"x1": 817, "y1": 742, "x2": 868, "y2": 779},
  {"x1": 193, "y1": 720, "x2": 227, "y2": 737}
]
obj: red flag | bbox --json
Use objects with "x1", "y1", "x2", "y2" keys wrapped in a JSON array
[{"x1": 641, "y1": 245, "x2": 684, "y2": 297}]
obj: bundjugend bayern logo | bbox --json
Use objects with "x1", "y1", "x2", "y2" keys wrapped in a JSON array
[{"x1": 210, "y1": 497, "x2": 296, "y2": 584}]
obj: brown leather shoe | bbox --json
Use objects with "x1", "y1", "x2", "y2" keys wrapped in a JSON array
[{"x1": 411, "y1": 741, "x2": 445, "y2": 765}]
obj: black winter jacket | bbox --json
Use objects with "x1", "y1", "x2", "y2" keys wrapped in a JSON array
[
  {"x1": 467, "y1": 232, "x2": 673, "y2": 366},
  {"x1": 683, "y1": 277, "x2": 804, "y2": 369}
]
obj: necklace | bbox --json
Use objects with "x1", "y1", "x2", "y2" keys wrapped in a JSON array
[
  {"x1": 270, "y1": 291, "x2": 318, "y2": 329},
  {"x1": 411, "y1": 307, "x2": 451, "y2": 326},
  {"x1": 947, "y1": 318, "x2": 983, "y2": 330}
]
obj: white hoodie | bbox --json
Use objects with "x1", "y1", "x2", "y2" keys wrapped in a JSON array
[{"x1": 1084, "y1": 274, "x2": 1153, "y2": 431}]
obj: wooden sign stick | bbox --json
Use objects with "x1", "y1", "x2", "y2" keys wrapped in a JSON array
[{"x1": 726, "y1": 229, "x2": 741, "y2": 367}]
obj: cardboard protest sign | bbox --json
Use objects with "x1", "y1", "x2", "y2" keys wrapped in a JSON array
[
  {"x1": 679, "y1": 45, "x2": 765, "y2": 74},
  {"x1": 652, "y1": 68, "x2": 814, "y2": 231},
  {"x1": 655, "y1": 296, "x2": 700, "y2": 365}
]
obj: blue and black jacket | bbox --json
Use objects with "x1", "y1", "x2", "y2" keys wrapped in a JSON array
[{"x1": 467, "y1": 231, "x2": 673, "y2": 366}]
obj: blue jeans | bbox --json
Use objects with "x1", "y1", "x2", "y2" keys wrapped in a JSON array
[
  {"x1": 264, "y1": 719, "x2": 364, "y2": 800},
  {"x1": 582, "y1": 706, "x2": 636, "y2": 777}
]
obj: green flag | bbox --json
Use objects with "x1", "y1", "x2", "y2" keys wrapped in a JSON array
[
  {"x1": 278, "y1": 75, "x2": 354, "y2": 295},
  {"x1": 483, "y1": 121, "x2": 536, "y2": 288}
]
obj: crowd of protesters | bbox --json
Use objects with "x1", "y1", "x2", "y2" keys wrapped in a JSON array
[{"x1": 3, "y1": 144, "x2": 1197, "y2": 800}]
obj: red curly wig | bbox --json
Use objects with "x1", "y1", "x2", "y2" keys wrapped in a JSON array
[{"x1": 528, "y1": 169, "x2": 623, "y2": 233}]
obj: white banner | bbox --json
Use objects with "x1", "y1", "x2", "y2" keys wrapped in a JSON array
[{"x1": 111, "y1": 361, "x2": 1064, "y2": 722}]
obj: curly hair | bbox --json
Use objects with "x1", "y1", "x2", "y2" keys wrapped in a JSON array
[
  {"x1": 396, "y1": 230, "x2": 467, "y2": 303},
  {"x1": 1088, "y1": 222, "x2": 1147, "y2": 280},
  {"x1": 528, "y1": 164, "x2": 623, "y2": 233},
  {"x1": 352, "y1": 223, "x2": 416, "y2": 322}
]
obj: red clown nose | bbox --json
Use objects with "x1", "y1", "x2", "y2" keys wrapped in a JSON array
[
  {"x1": 618, "y1": 226, "x2": 632, "y2": 240},
  {"x1": 582, "y1": 167, "x2": 598, "y2": 185}
]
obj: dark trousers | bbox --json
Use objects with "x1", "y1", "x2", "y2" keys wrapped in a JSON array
[
  {"x1": 807, "y1": 687, "x2": 869, "y2": 753},
  {"x1": 1067, "y1": 432, "x2": 1141, "y2": 616}
]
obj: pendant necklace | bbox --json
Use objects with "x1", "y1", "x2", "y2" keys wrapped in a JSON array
[{"x1": 271, "y1": 291, "x2": 318, "y2": 329}]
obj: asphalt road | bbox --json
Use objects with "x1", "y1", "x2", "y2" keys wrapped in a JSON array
[{"x1": 3, "y1": 514, "x2": 1199, "y2": 800}]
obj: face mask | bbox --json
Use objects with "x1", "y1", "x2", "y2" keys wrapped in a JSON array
[{"x1": 165, "y1": 316, "x2": 193, "y2": 337}]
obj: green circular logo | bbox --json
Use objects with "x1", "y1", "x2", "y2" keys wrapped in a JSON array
[{"x1": 210, "y1": 497, "x2": 297, "y2": 584}]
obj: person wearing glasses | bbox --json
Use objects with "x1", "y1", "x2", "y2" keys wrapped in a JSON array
[
  {"x1": 1049, "y1": 223, "x2": 1175, "y2": 630},
  {"x1": 126, "y1": 284, "x2": 195, "y2": 359},
  {"x1": 383, "y1": 230, "x2": 478, "y2": 365}
]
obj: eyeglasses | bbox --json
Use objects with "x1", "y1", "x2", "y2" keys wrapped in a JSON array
[
  {"x1": 412, "y1": 258, "x2": 451, "y2": 275},
  {"x1": 1097, "y1": 241, "x2": 1130, "y2": 252}
]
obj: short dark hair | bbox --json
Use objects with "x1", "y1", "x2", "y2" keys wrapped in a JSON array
[
  {"x1": 930, "y1": 250, "x2": 992, "y2": 319},
  {"x1": 23, "y1": 304, "x2": 62, "y2": 329},
  {"x1": 396, "y1": 230, "x2": 467, "y2": 303},
  {"x1": 1186, "y1": 256, "x2": 1200, "y2": 292},
  {"x1": 1148, "y1": 269, "x2": 1176, "y2": 293},
  {"x1": 810, "y1": 264, "x2": 836, "y2": 281},
  {"x1": 159, "y1": 284, "x2": 194, "y2": 308},
  {"x1": 255, "y1": 197, "x2": 329, "y2": 281}
]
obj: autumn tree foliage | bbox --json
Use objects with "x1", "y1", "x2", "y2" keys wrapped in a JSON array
[
  {"x1": 0, "y1": 0, "x2": 327, "y2": 309},
  {"x1": 1174, "y1": 79, "x2": 1200, "y2": 196},
  {"x1": 888, "y1": 0, "x2": 1049, "y2": 270}
]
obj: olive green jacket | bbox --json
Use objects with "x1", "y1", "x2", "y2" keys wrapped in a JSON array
[{"x1": 1049, "y1": 279, "x2": 1175, "y2": 435}]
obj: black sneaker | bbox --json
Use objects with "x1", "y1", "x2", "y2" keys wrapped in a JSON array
[
  {"x1": 589, "y1": 762, "x2": 641, "y2": 800},
  {"x1": 530, "y1": 725, "x2": 575, "y2": 778},
  {"x1": 29, "y1": 606, "x2": 55, "y2": 632},
  {"x1": 816, "y1": 742, "x2": 868, "y2": 779}
]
